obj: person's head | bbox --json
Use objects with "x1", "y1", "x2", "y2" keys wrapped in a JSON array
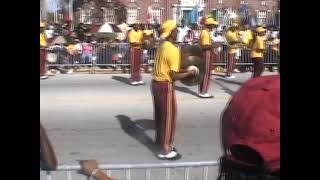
[
  {"x1": 132, "y1": 22, "x2": 141, "y2": 31},
  {"x1": 256, "y1": 26, "x2": 266, "y2": 36},
  {"x1": 160, "y1": 20, "x2": 178, "y2": 42},
  {"x1": 244, "y1": 24, "x2": 250, "y2": 30},
  {"x1": 187, "y1": 30, "x2": 192, "y2": 36},
  {"x1": 181, "y1": 19, "x2": 185, "y2": 27},
  {"x1": 230, "y1": 23, "x2": 239, "y2": 31},
  {"x1": 148, "y1": 24, "x2": 152, "y2": 29},
  {"x1": 221, "y1": 75, "x2": 280, "y2": 178},
  {"x1": 204, "y1": 17, "x2": 219, "y2": 31}
]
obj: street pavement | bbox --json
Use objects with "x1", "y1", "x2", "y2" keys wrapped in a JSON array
[{"x1": 40, "y1": 71, "x2": 277, "y2": 180}]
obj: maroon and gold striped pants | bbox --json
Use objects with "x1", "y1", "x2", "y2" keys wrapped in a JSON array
[
  {"x1": 151, "y1": 80, "x2": 177, "y2": 154},
  {"x1": 130, "y1": 47, "x2": 142, "y2": 82},
  {"x1": 40, "y1": 49, "x2": 47, "y2": 77},
  {"x1": 199, "y1": 50, "x2": 215, "y2": 94},
  {"x1": 226, "y1": 53, "x2": 236, "y2": 77}
]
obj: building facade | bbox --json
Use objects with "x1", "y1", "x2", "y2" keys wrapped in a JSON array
[{"x1": 75, "y1": 0, "x2": 279, "y2": 26}]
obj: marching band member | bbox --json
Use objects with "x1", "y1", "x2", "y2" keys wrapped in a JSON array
[
  {"x1": 225, "y1": 23, "x2": 241, "y2": 78},
  {"x1": 152, "y1": 20, "x2": 196, "y2": 160},
  {"x1": 128, "y1": 21, "x2": 144, "y2": 85},
  {"x1": 40, "y1": 22, "x2": 49, "y2": 79},
  {"x1": 198, "y1": 17, "x2": 219, "y2": 98},
  {"x1": 250, "y1": 26, "x2": 267, "y2": 78}
]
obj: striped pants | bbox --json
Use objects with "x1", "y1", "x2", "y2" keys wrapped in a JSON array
[
  {"x1": 40, "y1": 49, "x2": 47, "y2": 77},
  {"x1": 130, "y1": 47, "x2": 142, "y2": 82},
  {"x1": 252, "y1": 57, "x2": 264, "y2": 78},
  {"x1": 226, "y1": 53, "x2": 236, "y2": 77},
  {"x1": 152, "y1": 81, "x2": 177, "y2": 154},
  {"x1": 199, "y1": 50, "x2": 214, "y2": 94}
]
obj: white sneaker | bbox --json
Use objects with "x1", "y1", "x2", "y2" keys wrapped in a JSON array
[
  {"x1": 226, "y1": 75, "x2": 236, "y2": 79},
  {"x1": 233, "y1": 69, "x2": 240, "y2": 73},
  {"x1": 199, "y1": 93, "x2": 214, "y2": 98},
  {"x1": 131, "y1": 81, "x2": 139, "y2": 85},
  {"x1": 157, "y1": 151, "x2": 178, "y2": 159},
  {"x1": 45, "y1": 71, "x2": 55, "y2": 76},
  {"x1": 40, "y1": 75, "x2": 48, "y2": 79},
  {"x1": 67, "y1": 69, "x2": 74, "y2": 74},
  {"x1": 137, "y1": 81, "x2": 145, "y2": 85}
]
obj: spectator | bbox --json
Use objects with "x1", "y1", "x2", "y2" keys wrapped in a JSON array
[
  {"x1": 219, "y1": 75, "x2": 280, "y2": 180},
  {"x1": 183, "y1": 30, "x2": 194, "y2": 45},
  {"x1": 82, "y1": 35, "x2": 94, "y2": 65},
  {"x1": 40, "y1": 22, "x2": 49, "y2": 79},
  {"x1": 75, "y1": 23, "x2": 86, "y2": 41},
  {"x1": 40, "y1": 123, "x2": 58, "y2": 170},
  {"x1": 45, "y1": 25, "x2": 54, "y2": 40},
  {"x1": 177, "y1": 19, "x2": 190, "y2": 43},
  {"x1": 74, "y1": 38, "x2": 83, "y2": 64}
]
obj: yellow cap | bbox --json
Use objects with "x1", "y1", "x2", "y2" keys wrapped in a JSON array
[
  {"x1": 40, "y1": 22, "x2": 46, "y2": 28},
  {"x1": 256, "y1": 26, "x2": 266, "y2": 33},
  {"x1": 160, "y1": 20, "x2": 177, "y2": 39},
  {"x1": 204, "y1": 18, "x2": 218, "y2": 25}
]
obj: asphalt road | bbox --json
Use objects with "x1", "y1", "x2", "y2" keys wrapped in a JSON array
[{"x1": 40, "y1": 71, "x2": 277, "y2": 180}]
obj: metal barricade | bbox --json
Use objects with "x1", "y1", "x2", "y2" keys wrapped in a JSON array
[
  {"x1": 44, "y1": 43, "x2": 279, "y2": 69},
  {"x1": 41, "y1": 161, "x2": 219, "y2": 180}
]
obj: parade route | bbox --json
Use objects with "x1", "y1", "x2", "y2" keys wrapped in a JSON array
[{"x1": 40, "y1": 72, "x2": 277, "y2": 180}]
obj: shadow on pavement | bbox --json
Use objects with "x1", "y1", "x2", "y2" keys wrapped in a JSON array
[
  {"x1": 112, "y1": 76, "x2": 131, "y2": 85},
  {"x1": 115, "y1": 115, "x2": 158, "y2": 156},
  {"x1": 175, "y1": 85, "x2": 199, "y2": 97},
  {"x1": 215, "y1": 77, "x2": 244, "y2": 86},
  {"x1": 214, "y1": 80, "x2": 236, "y2": 96}
]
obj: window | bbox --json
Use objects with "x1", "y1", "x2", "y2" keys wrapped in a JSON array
[
  {"x1": 199, "y1": 0, "x2": 205, "y2": 6},
  {"x1": 104, "y1": 8, "x2": 115, "y2": 24},
  {"x1": 217, "y1": 8, "x2": 224, "y2": 24},
  {"x1": 151, "y1": 8, "x2": 162, "y2": 24},
  {"x1": 261, "y1": 1, "x2": 266, "y2": 6},
  {"x1": 240, "y1": 1, "x2": 247, "y2": 5},
  {"x1": 81, "y1": 7, "x2": 94, "y2": 24},
  {"x1": 218, "y1": 0, "x2": 223, "y2": 4},
  {"x1": 127, "y1": 8, "x2": 139, "y2": 24},
  {"x1": 257, "y1": 10, "x2": 267, "y2": 25},
  {"x1": 153, "y1": 0, "x2": 160, "y2": 2},
  {"x1": 107, "y1": 0, "x2": 112, "y2": 2},
  {"x1": 130, "y1": 0, "x2": 135, "y2": 2}
]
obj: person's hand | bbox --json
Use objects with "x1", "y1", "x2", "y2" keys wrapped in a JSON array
[
  {"x1": 187, "y1": 66, "x2": 199, "y2": 77},
  {"x1": 79, "y1": 160, "x2": 99, "y2": 176}
]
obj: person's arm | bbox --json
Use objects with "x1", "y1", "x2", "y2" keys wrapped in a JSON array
[
  {"x1": 171, "y1": 70, "x2": 195, "y2": 81},
  {"x1": 80, "y1": 160, "x2": 114, "y2": 180},
  {"x1": 40, "y1": 123, "x2": 58, "y2": 170}
]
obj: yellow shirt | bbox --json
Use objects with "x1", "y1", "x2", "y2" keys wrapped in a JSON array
[
  {"x1": 128, "y1": 30, "x2": 143, "y2": 47},
  {"x1": 225, "y1": 30, "x2": 240, "y2": 54},
  {"x1": 67, "y1": 44, "x2": 76, "y2": 55},
  {"x1": 143, "y1": 29, "x2": 153, "y2": 36},
  {"x1": 153, "y1": 41, "x2": 181, "y2": 82},
  {"x1": 239, "y1": 30, "x2": 253, "y2": 46},
  {"x1": 251, "y1": 36, "x2": 266, "y2": 58},
  {"x1": 199, "y1": 29, "x2": 212, "y2": 47},
  {"x1": 40, "y1": 33, "x2": 48, "y2": 48}
]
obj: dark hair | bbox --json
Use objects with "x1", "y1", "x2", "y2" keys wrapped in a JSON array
[{"x1": 217, "y1": 156, "x2": 280, "y2": 180}]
